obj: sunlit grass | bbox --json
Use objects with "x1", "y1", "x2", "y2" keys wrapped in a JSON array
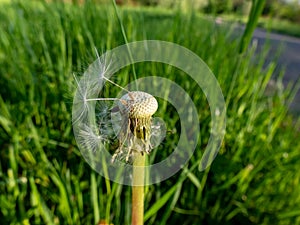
[{"x1": 0, "y1": 0, "x2": 11, "y2": 3}]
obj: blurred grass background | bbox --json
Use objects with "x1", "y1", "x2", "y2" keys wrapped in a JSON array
[{"x1": 0, "y1": 0, "x2": 300, "y2": 224}]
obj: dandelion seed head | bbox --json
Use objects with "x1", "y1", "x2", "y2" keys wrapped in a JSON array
[
  {"x1": 118, "y1": 91, "x2": 158, "y2": 119},
  {"x1": 73, "y1": 51, "x2": 160, "y2": 163}
]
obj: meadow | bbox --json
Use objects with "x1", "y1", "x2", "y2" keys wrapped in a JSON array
[{"x1": 0, "y1": 1, "x2": 300, "y2": 225}]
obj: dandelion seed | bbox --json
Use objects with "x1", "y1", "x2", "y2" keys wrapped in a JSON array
[
  {"x1": 77, "y1": 124, "x2": 104, "y2": 152},
  {"x1": 150, "y1": 118, "x2": 166, "y2": 149}
]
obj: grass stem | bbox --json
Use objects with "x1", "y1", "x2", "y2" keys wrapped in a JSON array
[
  {"x1": 111, "y1": 0, "x2": 138, "y2": 90},
  {"x1": 239, "y1": 0, "x2": 266, "y2": 54}
]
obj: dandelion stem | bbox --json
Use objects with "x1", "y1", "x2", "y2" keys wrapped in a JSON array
[
  {"x1": 113, "y1": 91, "x2": 157, "y2": 225},
  {"x1": 132, "y1": 153, "x2": 145, "y2": 225}
]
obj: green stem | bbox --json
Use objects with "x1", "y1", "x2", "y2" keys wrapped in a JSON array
[
  {"x1": 239, "y1": 0, "x2": 266, "y2": 54},
  {"x1": 111, "y1": 0, "x2": 138, "y2": 90},
  {"x1": 132, "y1": 153, "x2": 145, "y2": 225}
]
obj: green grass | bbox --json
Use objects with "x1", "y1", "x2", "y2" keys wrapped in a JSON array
[
  {"x1": 0, "y1": 1, "x2": 300, "y2": 225},
  {"x1": 238, "y1": 0, "x2": 266, "y2": 53}
]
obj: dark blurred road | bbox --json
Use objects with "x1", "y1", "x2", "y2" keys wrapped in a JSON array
[
  {"x1": 228, "y1": 23, "x2": 300, "y2": 114},
  {"x1": 251, "y1": 28, "x2": 300, "y2": 114}
]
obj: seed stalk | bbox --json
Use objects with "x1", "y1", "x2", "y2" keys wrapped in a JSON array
[{"x1": 132, "y1": 152, "x2": 145, "y2": 225}]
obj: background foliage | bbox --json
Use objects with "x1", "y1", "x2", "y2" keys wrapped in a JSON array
[
  {"x1": 128, "y1": 0, "x2": 300, "y2": 23},
  {"x1": 0, "y1": 0, "x2": 300, "y2": 225}
]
